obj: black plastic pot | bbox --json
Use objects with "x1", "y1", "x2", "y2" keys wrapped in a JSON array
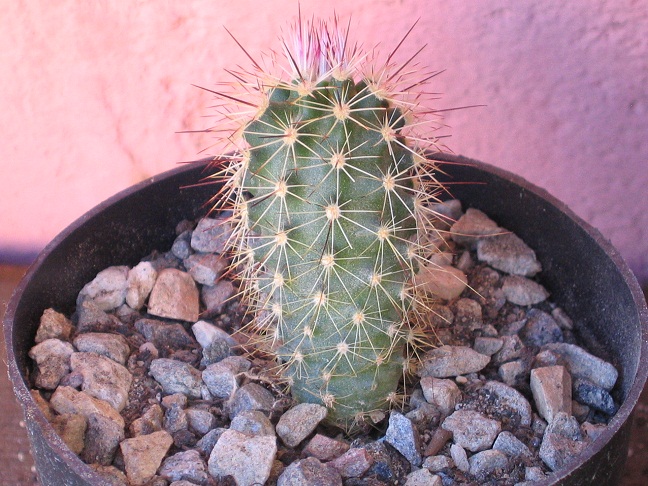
[{"x1": 4, "y1": 155, "x2": 647, "y2": 485}]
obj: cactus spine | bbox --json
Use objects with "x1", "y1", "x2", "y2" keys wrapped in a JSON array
[{"x1": 211, "y1": 16, "x2": 445, "y2": 432}]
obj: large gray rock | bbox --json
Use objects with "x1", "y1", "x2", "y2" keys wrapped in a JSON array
[
  {"x1": 501, "y1": 275, "x2": 549, "y2": 306},
  {"x1": 543, "y1": 343, "x2": 618, "y2": 391},
  {"x1": 476, "y1": 232, "x2": 542, "y2": 276}
]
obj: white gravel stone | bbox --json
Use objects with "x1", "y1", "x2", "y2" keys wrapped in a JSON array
[
  {"x1": 442, "y1": 410, "x2": 501, "y2": 452},
  {"x1": 530, "y1": 366, "x2": 572, "y2": 423},
  {"x1": 192, "y1": 320, "x2": 238, "y2": 348},
  {"x1": 77, "y1": 266, "x2": 129, "y2": 311},
  {"x1": 277, "y1": 403, "x2": 328, "y2": 447},
  {"x1": 208, "y1": 429, "x2": 277, "y2": 486},
  {"x1": 126, "y1": 261, "x2": 157, "y2": 310}
]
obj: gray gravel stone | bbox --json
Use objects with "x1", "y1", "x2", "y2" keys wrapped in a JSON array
[
  {"x1": 449, "y1": 443, "x2": 470, "y2": 472},
  {"x1": 77, "y1": 266, "x2": 129, "y2": 311},
  {"x1": 202, "y1": 356, "x2": 251, "y2": 399},
  {"x1": 520, "y1": 309, "x2": 563, "y2": 346},
  {"x1": 468, "y1": 449, "x2": 509, "y2": 478},
  {"x1": 482, "y1": 380, "x2": 533, "y2": 427},
  {"x1": 135, "y1": 319, "x2": 196, "y2": 350},
  {"x1": 171, "y1": 230, "x2": 193, "y2": 260},
  {"x1": 572, "y1": 378, "x2": 618, "y2": 415},
  {"x1": 493, "y1": 431, "x2": 532, "y2": 459},
  {"x1": 35, "y1": 308, "x2": 74, "y2": 343},
  {"x1": 126, "y1": 261, "x2": 157, "y2": 310},
  {"x1": 539, "y1": 412, "x2": 585, "y2": 471},
  {"x1": 498, "y1": 359, "x2": 530, "y2": 386},
  {"x1": 420, "y1": 345, "x2": 490, "y2": 378},
  {"x1": 71, "y1": 352, "x2": 132, "y2": 412},
  {"x1": 442, "y1": 410, "x2": 501, "y2": 452},
  {"x1": 76, "y1": 300, "x2": 124, "y2": 333},
  {"x1": 543, "y1": 343, "x2": 618, "y2": 391},
  {"x1": 184, "y1": 252, "x2": 228, "y2": 285},
  {"x1": 120, "y1": 430, "x2": 173, "y2": 486},
  {"x1": 384, "y1": 412, "x2": 422, "y2": 466},
  {"x1": 228, "y1": 382, "x2": 275, "y2": 419},
  {"x1": 159, "y1": 449, "x2": 209, "y2": 484},
  {"x1": 277, "y1": 403, "x2": 328, "y2": 447},
  {"x1": 208, "y1": 429, "x2": 277, "y2": 486},
  {"x1": 530, "y1": 365, "x2": 572, "y2": 423},
  {"x1": 278, "y1": 457, "x2": 342, "y2": 486},
  {"x1": 191, "y1": 217, "x2": 233, "y2": 253},
  {"x1": 501, "y1": 275, "x2": 549, "y2": 305},
  {"x1": 476, "y1": 232, "x2": 542, "y2": 276},
  {"x1": 473, "y1": 336, "x2": 504, "y2": 356},
  {"x1": 149, "y1": 358, "x2": 203, "y2": 399},
  {"x1": 492, "y1": 335, "x2": 526, "y2": 365},
  {"x1": 28, "y1": 338, "x2": 75, "y2": 390},
  {"x1": 73, "y1": 332, "x2": 131, "y2": 365},
  {"x1": 202, "y1": 279, "x2": 237, "y2": 316},
  {"x1": 420, "y1": 376, "x2": 461, "y2": 417},
  {"x1": 185, "y1": 407, "x2": 216, "y2": 435},
  {"x1": 231, "y1": 410, "x2": 275, "y2": 436},
  {"x1": 147, "y1": 268, "x2": 200, "y2": 322}
]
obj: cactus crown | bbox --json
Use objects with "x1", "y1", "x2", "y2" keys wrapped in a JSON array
[{"x1": 208, "y1": 14, "x2": 446, "y2": 432}]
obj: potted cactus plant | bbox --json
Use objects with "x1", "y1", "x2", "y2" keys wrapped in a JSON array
[{"x1": 4, "y1": 13, "x2": 648, "y2": 486}]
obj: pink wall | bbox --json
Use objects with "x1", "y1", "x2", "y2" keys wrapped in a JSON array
[{"x1": 1, "y1": 1, "x2": 647, "y2": 282}]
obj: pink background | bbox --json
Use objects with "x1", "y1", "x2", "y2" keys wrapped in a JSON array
[{"x1": 1, "y1": 1, "x2": 647, "y2": 283}]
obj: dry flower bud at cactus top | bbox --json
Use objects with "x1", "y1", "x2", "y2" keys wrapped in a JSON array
[{"x1": 208, "y1": 14, "x2": 448, "y2": 432}]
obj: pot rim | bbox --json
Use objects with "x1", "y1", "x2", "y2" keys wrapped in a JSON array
[{"x1": 3, "y1": 155, "x2": 647, "y2": 484}]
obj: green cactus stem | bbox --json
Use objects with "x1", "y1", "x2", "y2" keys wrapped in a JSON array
[{"x1": 209, "y1": 15, "x2": 446, "y2": 432}]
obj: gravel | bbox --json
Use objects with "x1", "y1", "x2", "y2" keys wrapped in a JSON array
[{"x1": 26, "y1": 202, "x2": 622, "y2": 485}]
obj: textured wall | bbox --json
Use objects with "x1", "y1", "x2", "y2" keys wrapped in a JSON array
[{"x1": 1, "y1": 0, "x2": 647, "y2": 282}]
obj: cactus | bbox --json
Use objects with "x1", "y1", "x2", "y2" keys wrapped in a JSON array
[{"x1": 209, "y1": 15, "x2": 445, "y2": 432}]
